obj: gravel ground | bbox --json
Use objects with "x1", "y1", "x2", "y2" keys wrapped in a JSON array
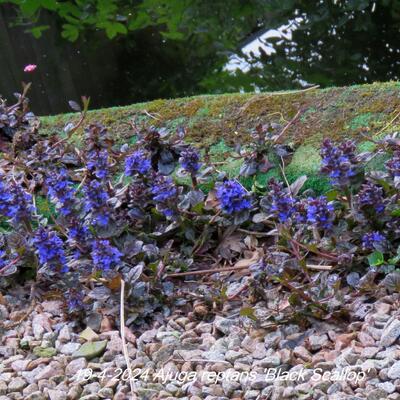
[{"x1": 1, "y1": 291, "x2": 400, "y2": 400}]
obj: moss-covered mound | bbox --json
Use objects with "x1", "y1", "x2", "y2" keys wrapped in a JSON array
[{"x1": 40, "y1": 81, "x2": 400, "y2": 193}]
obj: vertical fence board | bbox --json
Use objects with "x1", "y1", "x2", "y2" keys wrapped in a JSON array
[{"x1": 0, "y1": 5, "x2": 121, "y2": 115}]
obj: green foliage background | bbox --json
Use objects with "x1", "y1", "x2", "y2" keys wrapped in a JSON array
[{"x1": 1, "y1": 0, "x2": 400, "y2": 110}]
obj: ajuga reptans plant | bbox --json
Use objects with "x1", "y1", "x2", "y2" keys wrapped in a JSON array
[{"x1": 2, "y1": 84, "x2": 400, "y2": 324}]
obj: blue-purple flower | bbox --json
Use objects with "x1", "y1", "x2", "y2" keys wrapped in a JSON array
[
  {"x1": 386, "y1": 151, "x2": 400, "y2": 178},
  {"x1": 87, "y1": 149, "x2": 110, "y2": 179},
  {"x1": 83, "y1": 180, "x2": 110, "y2": 226},
  {"x1": 6, "y1": 183, "x2": 35, "y2": 223},
  {"x1": 0, "y1": 179, "x2": 34, "y2": 223},
  {"x1": 305, "y1": 196, "x2": 335, "y2": 230},
  {"x1": 268, "y1": 179, "x2": 295, "y2": 223},
  {"x1": 0, "y1": 180, "x2": 14, "y2": 218},
  {"x1": 151, "y1": 176, "x2": 177, "y2": 202},
  {"x1": 0, "y1": 250, "x2": 7, "y2": 270},
  {"x1": 91, "y1": 239, "x2": 122, "y2": 272},
  {"x1": 67, "y1": 221, "x2": 90, "y2": 244},
  {"x1": 46, "y1": 169, "x2": 76, "y2": 216},
  {"x1": 151, "y1": 175, "x2": 178, "y2": 217},
  {"x1": 65, "y1": 288, "x2": 85, "y2": 312},
  {"x1": 320, "y1": 139, "x2": 358, "y2": 186},
  {"x1": 125, "y1": 150, "x2": 151, "y2": 176},
  {"x1": 179, "y1": 147, "x2": 201, "y2": 174},
  {"x1": 216, "y1": 180, "x2": 251, "y2": 215},
  {"x1": 357, "y1": 182, "x2": 385, "y2": 213},
  {"x1": 33, "y1": 228, "x2": 68, "y2": 273},
  {"x1": 362, "y1": 231, "x2": 386, "y2": 250}
]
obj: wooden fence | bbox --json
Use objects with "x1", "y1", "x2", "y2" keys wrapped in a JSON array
[{"x1": 0, "y1": 5, "x2": 121, "y2": 115}]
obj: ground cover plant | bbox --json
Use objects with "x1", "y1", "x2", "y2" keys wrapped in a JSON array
[{"x1": 1, "y1": 84, "x2": 400, "y2": 328}]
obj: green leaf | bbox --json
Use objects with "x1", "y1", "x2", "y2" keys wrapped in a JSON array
[
  {"x1": 220, "y1": 286, "x2": 227, "y2": 300},
  {"x1": 72, "y1": 341, "x2": 107, "y2": 360},
  {"x1": 306, "y1": 243, "x2": 319, "y2": 253},
  {"x1": 376, "y1": 179, "x2": 392, "y2": 193},
  {"x1": 388, "y1": 256, "x2": 400, "y2": 265},
  {"x1": 367, "y1": 251, "x2": 384, "y2": 267},
  {"x1": 191, "y1": 203, "x2": 204, "y2": 214},
  {"x1": 391, "y1": 209, "x2": 400, "y2": 217},
  {"x1": 29, "y1": 25, "x2": 50, "y2": 38},
  {"x1": 61, "y1": 24, "x2": 79, "y2": 41},
  {"x1": 147, "y1": 262, "x2": 158, "y2": 273},
  {"x1": 40, "y1": 0, "x2": 58, "y2": 11},
  {"x1": 105, "y1": 22, "x2": 128, "y2": 39},
  {"x1": 325, "y1": 189, "x2": 338, "y2": 201},
  {"x1": 239, "y1": 307, "x2": 257, "y2": 321},
  {"x1": 128, "y1": 11, "x2": 152, "y2": 30},
  {"x1": 161, "y1": 30, "x2": 185, "y2": 40},
  {"x1": 20, "y1": 1, "x2": 41, "y2": 16},
  {"x1": 288, "y1": 293, "x2": 302, "y2": 306},
  {"x1": 388, "y1": 246, "x2": 400, "y2": 265}
]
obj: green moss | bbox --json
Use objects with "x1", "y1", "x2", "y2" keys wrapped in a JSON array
[
  {"x1": 300, "y1": 107, "x2": 317, "y2": 122},
  {"x1": 38, "y1": 82, "x2": 400, "y2": 194},
  {"x1": 347, "y1": 112, "x2": 384, "y2": 130},
  {"x1": 128, "y1": 135, "x2": 138, "y2": 145},
  {"x1": 208, "y1": 141, "x2": 232, "y2": 162},
  {"x1": 365, "y1": 153, "x2": 390, "y2": 172},
  {"x1": 284, "y1": 145, "x2": 331, "y2": 194},
  {"x1": 286, "y1": 145, "x2": 321, "y2": 175},
  {"x1": 35, "y1": 196, "x2": 55, "y2": 219},
  {"x1": 40, "y1": 82, "x2": 400, "y2": 149},
  {"x1": 302, "y1": 176, "x2": 331, "y2": 194},
  {"x1": 196, "y1": 106, "x2": 210, "y2": 117},
  {"x1": 357, "y1": 141, "x2": 376, "y2": 153},
  {"x1": 165, "y1": 117, "x2": 186, "y2": 130},
  {"x1": 249, "y1": 169, "x2": 282, "y2": 190}
]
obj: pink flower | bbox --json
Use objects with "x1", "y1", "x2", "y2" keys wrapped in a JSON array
[{"x1": 24, "y1": 64, "x2": 37, "y2": 73}]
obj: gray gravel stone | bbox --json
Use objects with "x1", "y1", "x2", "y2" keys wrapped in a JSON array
[
  {"x1": 367, "y1": 388, "x2": 388, "y2": 400},
  {"x1": 214, "y1": 317, "x2": 238, "y2": 335},
  {"x1": 250, "y1": 374, "x2": 268, "y2": 390},
  {"x1": 327, "y1": 382, "x2": 342, "y2": 395},
  {"x1": 32, "y1": 315, "x2": 47, "y2": 340},
  {"x1": 85, "y1": 312, "x2": 102, "y2": 332},
  {"x1": 308, "y1": 334, "x2": 329, "y2": 351},
  {"x1": 47, "y1": 390, "x2": 67, "y2": 400},
  {"x1": 35, "y1": 364, "x2": 63, "y2": 381},
  {"x1": 81, "y1": 382, "x2": 101, "y2": 396},
  {"x1": 224, "y1": 350, "x2": 244, "y2": 363},
  {"x1": 0, "y1": 346, "x2": 14, "y2": 358},
  {"x1": 25, "y1": 393, "x2": 46, "y2": 400},
  {"x1": 66, "y1": 385, "x2": 82, "y2": 400},
  {"x1": 388, "y1": 361, "x2": 400, "y2": 379},
  {"x1": 222, "y1": 378, "x2": 240, "y2": 396},
  {"x1": 379, "y1": 319, "x2": 400, "y2": 347},
  {"x1": 10, "y1": 360, "x2": 30, "y2": 372},
  {"x1": 264, "y1": 331, "x2": 282, "y2": 349},
  {"x1": 59, "y1": 342, "x2": 80, "y2": 355},
  {"x1": 152, "y1": 344, "x2": 176, "y2": 364},
  {"x1": 0, "y1": 305, "x2": 9, "y2": 320},
  {"x1": 7, "y1": 378, "x2": 27, "y2": 392},
  {"x1": 377, "y1": 381, "x2": 396, "y2": 394},
  {"x1": 244, "y1": 390, "x2": 261, "y2": 399},
  {"x1": 65, "y1": 357, "x2": 87, "y2": 376},
  {"x1": 0, "y1": 382, "x2": 6, "y2": 396},
  {"x1": 22, "y1": 384, "x2": 39, "y2": 397},
  {"x1": 57, "y1": 326, "x2": 70, "y2": 343},
  {"x1": 255, "y1": 354, "x2": 281, "y2": 368}
]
